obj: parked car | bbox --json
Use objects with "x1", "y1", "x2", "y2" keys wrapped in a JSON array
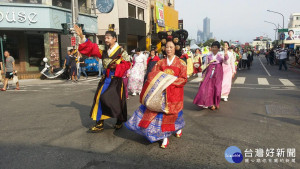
[{"x1": 85, "y1": 57, "x2": 99, "y2": 73}]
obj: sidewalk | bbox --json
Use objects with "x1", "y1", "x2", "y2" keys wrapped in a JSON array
[
  {"x1": 0, "y1": 76, "x2": 100, "y2": 87},
  {"x1": 287, "y1": 56, "x2": 300, "y2": 74}
]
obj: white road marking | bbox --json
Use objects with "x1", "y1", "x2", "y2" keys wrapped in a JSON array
[
  {"x1": 190, "y1": 77, "x2": 203, "y2": 83},
  {"x1": 234, "y1": 77, "x2": 245, "y2": 84},
  {"x1": 258, "y1": 57, "x2": 271, "y2": 76},
  {"x1": 258, "y1": 78, "x2": 269, "y2": 85},
  {"x1": 279, "y1": 79, "x2": 295, "y2": 86}
]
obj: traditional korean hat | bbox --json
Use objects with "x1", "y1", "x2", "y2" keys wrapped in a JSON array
[
  {"x1": 158, "y1": 29, "x2": 188, "y2": 56},
  {"x1": 105, "y1": 24, "x2": 117, "y2": 38}
]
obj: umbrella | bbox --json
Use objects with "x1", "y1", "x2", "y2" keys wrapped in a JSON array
[{"x1": 190, "y1": 44, "x2": 200, "y2": 50}]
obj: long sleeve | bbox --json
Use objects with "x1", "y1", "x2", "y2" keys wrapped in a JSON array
[
  {"x1": 231, "y1": 54, "x2": 236, "y2": 74},
  {"x1": 78, "y1": 39, "x2": 102, "y2": 59},
  {"x1": 171, "y1": 60, "x2": 187, "y2": 87}
]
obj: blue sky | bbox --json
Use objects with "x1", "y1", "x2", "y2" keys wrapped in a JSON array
[{"x1": 175, "y1": 0, "x2": 300, "y2": 43}]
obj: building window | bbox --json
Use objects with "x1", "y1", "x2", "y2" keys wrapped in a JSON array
[
  {"x1": 138, "y1": 7, "x2": 144, "y2": 21},
  {"x1": 128, "y1": 4, "x2": 136, "y2": 19},
  {"x1": 3, "y1": 35, "x2": 19, "y2": 62},
  {"x1": 296, "y1": 16, "x2": 300, "y2": 20},
  {"x1": 28, "y1": 35, "x2": 45, "y2": 67},
  {"x1": 52, "y1": 0, "x2": 71, "y2": 9}
]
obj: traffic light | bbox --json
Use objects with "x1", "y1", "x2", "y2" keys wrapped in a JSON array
[
  {"x1": 61, "y1": 23, "x2": 69, "y2": 35},
  {"x1": 77, "y1": 23, "x2": 85, "y2": 34}
]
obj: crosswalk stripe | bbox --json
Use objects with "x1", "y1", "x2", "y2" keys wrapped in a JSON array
[
  {"x1": 190, "y1": 77, "x2": 202, "y2": 83},
  {"x1": 258, "y1": 78, "x2": 269, "y2": 85},
  {"x1": 234, "y1": 77, "x2": 245, "y2": 84},
  {"x1": 279, "y1": 79, "x2": 295, "y2": 86}
]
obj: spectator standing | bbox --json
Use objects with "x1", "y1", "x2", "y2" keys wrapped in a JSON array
[
  {"x1": 70, "y1": 50, "x2": 78, "y2": 82},
  {"x1": 77, "y1": 52, "x2": 88, "y2": 80},
  {"x1": 1, "y1": 51, "x2": 20, "y2": 91},
  {"x1": 64, "y1": 49, "x2": 72, "y2": 80},
  {"x1": 278, "y1": 48, "x2": 288, "y2": 71}
]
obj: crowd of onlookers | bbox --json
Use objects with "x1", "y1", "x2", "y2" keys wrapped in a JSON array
[
  {"x1": 264, "y1": 47, "x2": 299, "y2": 71},
  {"x1": 63, "y1": 49, "x2": 88, "y2": 82}
]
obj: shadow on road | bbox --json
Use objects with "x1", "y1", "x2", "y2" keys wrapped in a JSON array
[{"x1": 55, "y1": 101, "x2": 92, "y2": 129}]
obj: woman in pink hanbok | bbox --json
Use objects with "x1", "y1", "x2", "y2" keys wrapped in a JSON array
[{"x1": 221, "y1": 41, "x2": 236, "y2": 101}]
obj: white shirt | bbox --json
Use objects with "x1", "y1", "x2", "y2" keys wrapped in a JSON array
[
  {"x1": 242, "y1": 53, "x2": 248, "y2": 60},
  {"x1": 107, "y1": 42, "x2": 119, "y2": 56},
  {"x1": 278, "y1": 51, "x2": 287, "y2": 59},
  {"x1": 167, "y1": 55, "x2": 176, "y2": 66}
]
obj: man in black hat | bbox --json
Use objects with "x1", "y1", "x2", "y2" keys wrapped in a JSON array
[{"x1": 74, "y1": 24, "x2": 131, "y2": 132}]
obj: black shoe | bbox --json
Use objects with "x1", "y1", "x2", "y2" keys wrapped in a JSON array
[
  {"x1": 89, "y1": 120, "x2": 104, "y2": 133},
  {"x1": 114, "y1": 120, "x2": 123, "y2": 130}
]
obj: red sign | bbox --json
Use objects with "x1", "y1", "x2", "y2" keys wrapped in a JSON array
[{"x1": 71, "y1": 36, "x2": 76, "y2": 46}]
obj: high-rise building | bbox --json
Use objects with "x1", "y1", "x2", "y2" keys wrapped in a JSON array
[
  {"x1": 203, "y1": 17, "x2": 210, "y2": 38},
  {"x1": 197, "y1": 17, "x2": 213, "y2": 43}
]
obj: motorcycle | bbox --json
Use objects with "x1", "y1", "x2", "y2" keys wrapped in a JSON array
[{"x1": 40, "y1": 57, "x2": 65, "y2": 79}]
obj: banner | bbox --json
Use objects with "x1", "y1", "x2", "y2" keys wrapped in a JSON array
[
  {"x1": 286, "y1": 28, "x2": 300, "y2": 40},
  {"x1": 156, "y1": 2, "x2": 165, "y2": 27}
]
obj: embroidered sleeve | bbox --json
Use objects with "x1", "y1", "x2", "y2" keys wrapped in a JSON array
[
  {"x1": 78, "y1": 39, "x2": 102, "y2": 59},
  {"x1": 171, "y1": 60, "x2": 187, "y2": 87}
]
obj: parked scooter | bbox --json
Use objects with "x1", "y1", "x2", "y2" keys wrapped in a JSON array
[{"x1": 40, "y1": 57, "x2": 65, "y2": 79}]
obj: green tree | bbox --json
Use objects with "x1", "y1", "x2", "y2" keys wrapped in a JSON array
[
  {"x1": 220, "y1": 40, "x2": 224, "y2": 47},
  {"x1": 203, "y1": 39, "x2": 215, "y2": 47}
]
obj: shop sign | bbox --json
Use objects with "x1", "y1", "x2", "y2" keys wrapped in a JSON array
[
  {"x1": 0, "y1": 11, "x2": 37, "y2": 24},
  {"x1": 156, "y1": 2, "x2": 165, "y2": 27}
]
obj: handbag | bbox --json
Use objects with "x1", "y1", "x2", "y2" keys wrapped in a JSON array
[{"x1": 13, "y1": 74, "x2": 19, "y2": 83}]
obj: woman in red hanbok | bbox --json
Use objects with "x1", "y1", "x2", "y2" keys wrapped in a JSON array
[{"x1": 126, "y1": 30, "x2": 188, "y2": 149}]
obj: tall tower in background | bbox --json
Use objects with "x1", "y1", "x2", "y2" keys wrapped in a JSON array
[
  {"x1": 196, "y1": 17, "x2": 213, "y2": 44},
  {"x1": 203, "y1": 17, "x2": 210, "y2": 38},
  {"x1": 202, "y1": 17, "x2": 213, "y2": 42}
]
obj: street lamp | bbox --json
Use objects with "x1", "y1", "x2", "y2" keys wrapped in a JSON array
[
  {"x1": 0, "y1": 34, "x2": 7, "y2": 72},
  {"x1": 264, "y1": 21, "x2": 279, "y2": 43},
  {"x1": 267, "y1": 10, "x2": 285, "y2": 47},
  {"x1": 267, "y1": 10, "x2": 284, "y2": 29}
]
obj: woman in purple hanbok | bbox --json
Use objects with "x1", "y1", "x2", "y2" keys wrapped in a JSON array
[{"x1": 193, "y1": 41, "x2": 228, "y2": 110}]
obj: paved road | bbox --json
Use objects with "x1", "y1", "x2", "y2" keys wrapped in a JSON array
[{"x1": 0, "y1": 56, "x2": 299, "y2": 169}]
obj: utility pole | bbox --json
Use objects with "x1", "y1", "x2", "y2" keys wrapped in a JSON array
[{"x1": 71, "y1": 0, "x2": 79, "y2": 48}]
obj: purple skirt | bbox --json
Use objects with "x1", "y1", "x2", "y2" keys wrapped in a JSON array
[{"x1": 193, "y1": 63, "x2": 223, "y2": 108}]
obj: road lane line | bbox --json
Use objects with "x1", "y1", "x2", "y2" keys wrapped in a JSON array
[
  {"x1": 279, "y1": 79, "x2": 295, "y2": 86},
  {"x1": 258, "y1": 78, "x2": 269, "y2": 85},
  {"x1": 258, "y1": 57, "x2": 271, "y2": 76},
  {"x1": 234, "y1": 77, "x2": 245, "y2": 84}
]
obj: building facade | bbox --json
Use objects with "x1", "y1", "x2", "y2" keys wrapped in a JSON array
[
  {"x1": 0, "y1": 0, "x2": 97, "y2": 76},
  {"x1": 149, "y1": 0, "x2": 178, "y2": 51},
  {"x1": 252, "y1": 37, "x2": 273, "y2": 50},
  {"x1": 285, "y1": 13, "x2": 300, "y2": 49},
  {"x1": 94, "y1": 0, "x2": 148, "y2": 54}
]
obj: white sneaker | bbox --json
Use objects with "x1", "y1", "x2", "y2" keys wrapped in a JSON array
[
  {"x1": 132, "y1": 92, "x2": 136, "y2": 96},
  {"x1": 224, "y1": 98, "x2": 228, "y2": 102},
  {"x1": 138, "y1": 92, "x2": 141, "y2": 95}
]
